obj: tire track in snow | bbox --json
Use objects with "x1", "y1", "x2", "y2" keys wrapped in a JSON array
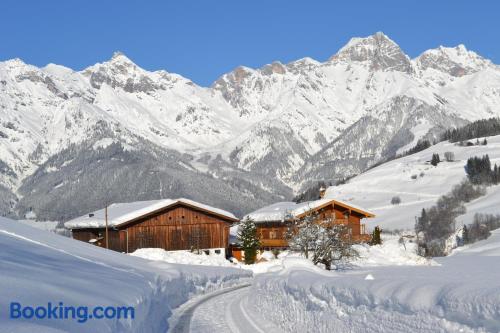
[
  {"x1": 169, "y1": 284, "x2": 250, "y2": 333},
  {"x1": 169, "y1": 283, "x2": 282, "y2": 333}
]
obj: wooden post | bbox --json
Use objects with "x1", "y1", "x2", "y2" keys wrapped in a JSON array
[{"x1": 105, "y1": 206, "x2": 109, "y2": 249}]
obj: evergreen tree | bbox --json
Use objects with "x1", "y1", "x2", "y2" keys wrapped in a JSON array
[
  {"x1": 441, "y1": 118, "x2": 500, "y2": 143},
  {"x1": 370, "y1": 226, "x2": 382, "y2": 245},
  {"x1": 237, "y1": 217, "x2": 261, "y2": 264},
  {"x1": 493, "y1": 164, "x2": 500, "y2": 185},
  {"x1": 482, "y1": 138, "x2": 488, "y2": 145},
  {"x1": 465, "y1": 155, "x2": 492, "y2": 184},
  {"x1": 415, "y1": 208, "x2": 429, "y2": 234},
  {"x1": 462, "y1": 225, "x2": 469, "y2": 245},
  {"x1": 431, "y1": 153, "x2": 440, "y2": 166}
]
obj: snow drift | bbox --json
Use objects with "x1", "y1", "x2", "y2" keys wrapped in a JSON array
[
  {"x1": 0, "y1": 217, "x2": 251, "y2": 332},
  {"x1": 247, "y1": 236, "x2": 500, "y2": 333}
]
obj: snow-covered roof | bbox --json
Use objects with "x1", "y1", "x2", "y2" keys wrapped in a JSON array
[
  {"x1": 244, "y1": 198, "x2": 375, "y2": 223},
  {"x1": 65, "y1": 198, "x2": 238, "y2": 229}
]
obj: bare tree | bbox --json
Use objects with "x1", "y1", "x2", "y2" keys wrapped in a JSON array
[
  {"x1": 444, "y1": 151, "x2": 455, "y2": 162},
  {"x1": 311, "y1": 223, "x2": 358, "y2": 270},
  {"x1": 285, "y1": 208, "x2": 318, "y2": 259},
  {"x1": 287, "y1": 208, "x2": 359, "y2": 270}
]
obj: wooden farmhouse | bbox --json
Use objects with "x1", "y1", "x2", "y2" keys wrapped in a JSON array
[
  {"x1": 65, "y1": 198, "x2": 239, "y2": 256},
  {"x1": 243, "y1": 197, "x2": 375, "y2": 252}
]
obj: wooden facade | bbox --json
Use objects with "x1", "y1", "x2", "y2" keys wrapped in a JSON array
[
  {"x1": 257, "y1": 200, "x2": 374, "y2": 250},
  {"x1": 71, "y1": 202, "x2": 238, "y2": 253}
]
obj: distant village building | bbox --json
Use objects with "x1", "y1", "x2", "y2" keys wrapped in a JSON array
[
  {"x1": 65, "y1": 198, "x2": 239, "y2": 256},
  {"x1": 243, "y1": 198, "x2": 375, "y2": 252}
]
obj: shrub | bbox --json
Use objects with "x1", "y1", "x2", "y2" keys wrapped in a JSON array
[
  {"x1": 370, "y1": 226, "x2": 382, "y2": 245},
  {"x1": 391, "y1": 196, "x2": 402, "y2": 205}
]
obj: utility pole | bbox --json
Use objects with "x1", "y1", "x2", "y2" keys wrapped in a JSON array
[{"x1": 105, "y1": 205, "x2": 109, "y2": 249}]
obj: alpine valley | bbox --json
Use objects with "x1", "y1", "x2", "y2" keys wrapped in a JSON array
[{"x1": 1, "y1": 32, "x2": 499, "y2": 220}]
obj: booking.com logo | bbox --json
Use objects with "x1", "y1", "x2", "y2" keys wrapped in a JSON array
[{"x1": 10, "y1": 302, "x2": 135, "y2": 323}]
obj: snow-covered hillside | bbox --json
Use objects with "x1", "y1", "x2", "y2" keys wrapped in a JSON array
[
  {"x1": 248, "y1": 233, "x2": 500, "y2": 332},
  {"x1": 324, "y1": 134, "x2": 500, "y2": 230},
  {"x1": 1, "y1": 32, "x2": 500, "y2": 219},
  {"x1": 0, "y1": 217, "x2": 250, "y2": 332}
]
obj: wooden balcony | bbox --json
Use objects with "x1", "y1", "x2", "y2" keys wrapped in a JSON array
[{"x1": 260, "y1": 238, "x2": 288, "y2": 247}]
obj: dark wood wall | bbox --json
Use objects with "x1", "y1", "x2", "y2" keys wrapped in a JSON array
[{"x1": 72, "y1": 204, "x2": 233, "y2": 253}]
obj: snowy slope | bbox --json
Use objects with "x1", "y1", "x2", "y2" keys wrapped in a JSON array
[
  {"x1": 324, "y1": 134, "x2": 500, "y2": 230},
  {"x1": 248, "y1": 237, "x2": 500, "y2": 333},
  {"x1": 453, "y1": 228, "x2": 500, "y2": 256},
  {"x1": 1, "y1": 32, "x2": 500, "y2": 219},
  {"x1": 0, "y1": 217, "x2": 250, "y2": 332}
]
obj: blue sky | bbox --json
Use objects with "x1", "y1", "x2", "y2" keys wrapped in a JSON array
[{"x1": 1, "y1": 1, "x2": 498, "y2": 86}]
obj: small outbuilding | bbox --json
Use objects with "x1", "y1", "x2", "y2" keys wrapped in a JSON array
[{"x1": 65, "y1": 198, "x2": 239, "y2": 256}]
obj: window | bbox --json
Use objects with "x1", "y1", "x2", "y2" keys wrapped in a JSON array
[
  {"x1": 269, "y1": 230, "x2": 277, "y2": 239},
  {"x1": 215, "y1": 249, "x2": 221, "y2": 254}
]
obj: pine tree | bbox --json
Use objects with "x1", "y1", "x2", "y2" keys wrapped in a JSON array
[
  {"x1": 482, "y1": 138, "x2": 488, "y2": 145},
  {"x1": 494, "y1": 164, "x2": 499, "y2": 185},
  {"x1": 431, "y1": 153, "x2": 440, "y2": 166},
  {"x1": 370, "y1": 226, "x2": 382, "y2": 245},
  {"x1": 237, "y1": 217, "x2": 261, "y2": 264},
  {"x1": 462, "y1": 225, "x2": 469, "y2": 244},
  {"x1": 415, "y1": 208, "x2": 429, "y2": 234}
]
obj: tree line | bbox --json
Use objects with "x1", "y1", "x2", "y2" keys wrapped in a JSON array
[
  {"x1": 465, "y1": 155, "x2": 500, "y2": 185},
  {"x1": 441, "y1": 118, "x2": 500, "y2": 143}
]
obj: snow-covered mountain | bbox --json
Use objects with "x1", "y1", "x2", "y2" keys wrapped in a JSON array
[{"x1": 1, "y1": 32, "x2": 500, "y2": 220}]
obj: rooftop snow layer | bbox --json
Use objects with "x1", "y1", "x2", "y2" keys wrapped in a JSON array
[
  {"x1": 244, "y1": 198, "x2": 374, "y2": 223},
  {"x1": 65, "y1": 198, "x2": 237, "y2": 229}
]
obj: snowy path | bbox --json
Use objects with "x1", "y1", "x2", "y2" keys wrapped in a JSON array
[{"x1": 170, "y1": 283, "x2": 283, "y2": 333}]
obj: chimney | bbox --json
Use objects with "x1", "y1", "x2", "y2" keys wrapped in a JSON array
[{"x1": 319, "y1": 186, "x2": 326, "y2": 199}]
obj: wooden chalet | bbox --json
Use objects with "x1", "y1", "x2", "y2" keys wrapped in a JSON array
[
  {"x1": 243, "y1": 196, "x2": 375, "y2": 252},
  {"x1": 65, "y1": 198, "x2": 239, "y2": 256}
]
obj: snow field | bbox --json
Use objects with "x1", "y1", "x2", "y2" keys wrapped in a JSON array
[
  {"x1": 325, "y1": 134, "x2": 500, "y2": 230},
  {"x1": 246, "y1": 232, "x2": 500, "y2": 333},
  {"x1": 0, "y1": 217, "x2": 251, "y2": 333}
]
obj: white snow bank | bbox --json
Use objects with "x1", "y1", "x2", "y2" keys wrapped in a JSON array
[
  {"x1": 452, "y1": 228, "x2": 500, "y2": 257},
  {"x1": 352, "y1": 234, "x2": 437, "y2": 266},
  {"x1": 131, "y1": 248, "x2": 234, "y2": 267},
  {"x1": 248, "y1": 237, "x2": 500, "y2": 332},
  {"x1": 0, "y1": 217, "x2": 250, "y2": 333}
]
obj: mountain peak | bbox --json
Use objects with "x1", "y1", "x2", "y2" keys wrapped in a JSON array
[
  {"x1": 416, "y1": 44, "x2": 491, "y2": 77},
  {"x1": 108, "y1": 51, "x2": 137, "y2": 67},
  {"x1": 330, "y1": 32, "x2": 413, "y2": 74}
]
